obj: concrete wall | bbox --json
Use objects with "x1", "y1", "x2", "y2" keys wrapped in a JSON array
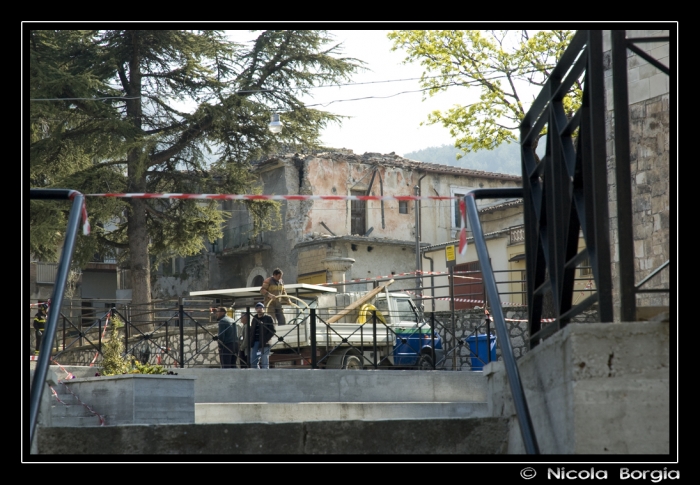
[
  {"x1": 171, "y1": 368, "x2": 487, "y2": 404},
  {"x1": 32, "y1": 418, "x2": 510, "y2": 455},
  {"x1": 485, "y1": 320, "x2": 670, "y2": 454},
  {"x1": 58, "y1": 375, "x2": 196, "y2": 425},
  {"x1": 29, "y1": 319, "x2": 669, "y2": 456},
  {"x1": 296, "y1": 237, "x2": 421, "y2": 293}
]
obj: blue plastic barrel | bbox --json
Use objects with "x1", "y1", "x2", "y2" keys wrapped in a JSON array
[{"x1": 466, "y1": 334, "x2": 497, "y2": 371}]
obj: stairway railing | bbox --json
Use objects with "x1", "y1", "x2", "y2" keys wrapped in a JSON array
[
  {"x1": 29, "y1": 189, "x2": 86, "y2": 450},
  {"x1": 464, "y1": 187, "x2": 539, "y2": 455}
]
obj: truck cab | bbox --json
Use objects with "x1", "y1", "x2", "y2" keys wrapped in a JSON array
[{"x1": 373, "y1": 292, "x2": 444, "y2": 370}]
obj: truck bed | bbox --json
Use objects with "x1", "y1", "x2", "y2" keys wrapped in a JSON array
[{"x1": 270, "y1": 319, "x2": 397, "y2": 350}]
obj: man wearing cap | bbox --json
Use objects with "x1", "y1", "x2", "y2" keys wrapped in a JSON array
[
  {"x1": 214, "y1": 306, "x2": 238, "y2": 369},
  {"x1": 250, "y1": 302, "x2": 275, "y2": 369}
]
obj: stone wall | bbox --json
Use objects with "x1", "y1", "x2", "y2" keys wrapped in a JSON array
[
  {"x1": 50, "y1": 323, "x2": 224, "y2": 368},
  {"x1": 297, "y1": 247, "x2": 328, "y2": 276},
  {"x1": 432, "y1": 308, "x2": 600, "y2": 370}
]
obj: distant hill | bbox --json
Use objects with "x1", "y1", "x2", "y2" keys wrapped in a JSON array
[{"x1": 403, "y1": 143, "x2": 522, "y2": 175}]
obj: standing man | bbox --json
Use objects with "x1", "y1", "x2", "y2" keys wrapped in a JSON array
[
  {"x1": 260, "y1": 268, "x2": 288, "y2": 326},
  {"x1": 214, "y1": 306, "x2": 238, "y2": 369},
  {"x1": 236, "y1": 311, "x2": 250, "y2": 368},
  {"x1": 250, "y1": 302, "x2": 275, "y2": 369},
  {"x1": 33, "y1": 303, "x2": 48, "y2": 355}
]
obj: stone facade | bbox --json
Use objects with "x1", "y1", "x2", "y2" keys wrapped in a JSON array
[
  {"x1": 296, "y1": 247, "x2": 328, "y2": 276},
  {"x1": 215, "y1": 151, "x2": 521, "y2": 292}
]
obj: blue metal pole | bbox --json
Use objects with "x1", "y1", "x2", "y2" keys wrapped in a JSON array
[
  {"x1": 464, "y1": 188, "x2": 539, "y2": 455},
  {"x1": 29, "y1": 190, "x2": 84, "y2": 449}
]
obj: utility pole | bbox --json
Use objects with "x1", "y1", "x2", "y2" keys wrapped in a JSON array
[{"x1": 414, "y1": 184, "x2": 422, "y2": 310}]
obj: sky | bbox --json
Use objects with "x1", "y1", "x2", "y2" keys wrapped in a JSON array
[{"x1": 227, "y1": 30, "x2": 462, "y2": 158}]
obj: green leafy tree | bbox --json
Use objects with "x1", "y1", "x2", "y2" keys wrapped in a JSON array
[
  {"x1": 29, "y1": 29, "x2": 362, "y2": 313},
  {"x1": 388, "y1": 30, "x2": 579, "y2": 161}
]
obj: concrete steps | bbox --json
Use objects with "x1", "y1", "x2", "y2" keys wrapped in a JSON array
[
  {"x1": 33, "y1": 365, "x2": 509, "y2": 454},
  {"x1": 181, "y1": 367, "x2": 490, "y2": 423},
  {"x1": 49, "y1": 381, "x2": 106, "y2": 427},
  {"x1": 42, "y1": 366, "x2": 491, "y2": 425}
]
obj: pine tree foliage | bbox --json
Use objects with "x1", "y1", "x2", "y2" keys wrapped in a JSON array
[{"x1": 28, "y1": 29, "x2": 363, "y2": 309}]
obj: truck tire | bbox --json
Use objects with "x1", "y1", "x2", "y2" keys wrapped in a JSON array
[
  {"x1": 343, "y1": 355, "x2": 364, "y2": 370},
  {"x1": 417, "y1": 354, "x2": 434, "y2": 370}
]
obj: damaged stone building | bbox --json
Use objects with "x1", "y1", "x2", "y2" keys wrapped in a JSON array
[{"x1": 212, "y1": 150, "x2": 522, "y2": 294}]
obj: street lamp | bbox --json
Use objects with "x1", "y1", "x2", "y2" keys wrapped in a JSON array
[{"x1": 268, "y1": 113, "x2": 283, "y2": 134}]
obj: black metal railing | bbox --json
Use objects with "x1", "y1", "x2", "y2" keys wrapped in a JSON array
[
  {"x1": 33, "y1": 262, "x2": 603, "y2": 372},
  {"x1": 611, "y1": 30, "x2": 671, "y2": 320},
  {"x1": 521, "y1": 30, "x2": 671, "y2": 346},
  {"x1": 37, "y1": 295, "x2": 516, "y2": 372}
]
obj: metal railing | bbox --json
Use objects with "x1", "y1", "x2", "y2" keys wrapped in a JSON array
[
  {"x1": 33, "y1": 294, "x2": 523, "y2": 372},
  {"x1": 460, "y1": 28, "x2": 672, "y2": 456},
  {"x1": 221, "y1": 223, "x2": 265, "y2": 252},
  {"x1": 29, "y1": 189, "x2": 85, "y2": 450},
  {"x1": 521, "y1": 30, "x2": 671, "y2": 347},
  {"x1": 611, "y1": 30, "x2": 671, "y2": 319},
  {"x1": 464, "y1": 187, "x2": 539, "y2": 455}
]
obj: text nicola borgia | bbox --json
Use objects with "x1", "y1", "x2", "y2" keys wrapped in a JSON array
[{"x1": 548, "y1": 468, "x2": 679, "y2": 482}]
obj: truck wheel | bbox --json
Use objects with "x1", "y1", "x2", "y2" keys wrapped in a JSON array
[
  {"x1": 418, "y1": 354, "x2": 434, "y2": 370},
  {"x1": 343, "y1": 355, "x2": 364, "y2": 370}
]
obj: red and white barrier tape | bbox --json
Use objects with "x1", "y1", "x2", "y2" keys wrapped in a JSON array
[
  {"x1": 49, "y1": 385, "x2": 69, "y2": 405},
  {"x1": 451, "y1": 274, "x2": 483, "y2": 281},
  {"x1": 89, "y1": 312, "x2": 112, "y2": 367},
  {"x1": 51, "y1": 382, "x2": 105, "y2": 426},
  {"x1": 86, "y1": 192, "x2": 461, "y2": 202},
  {"x1": 484, "y1": 307, "x2": 555, "y2": 323},
  {"x1": 68, "y1": 190, "x2": 91, "y2": 235},
  {"x1": 408, "y1": 292, "x2": 556, "y2": 323},
  {"x1": 32, "y1": 355, "x2": 103, "y2": 424},
  {"x1": 80, "y1": 192, "x2": 470, "y2": 256},
  {"x1": 407, "y1": 290, "x2": 485, "y2": 305},
  {"x1": 320, "y1": 269, "x2": 483, "y2": 286},
  {"x1": 29, "y1": 300, "x2": 52, "y2": 312},
  {"x1": 51, "y1": 359, "x2": 76, "y2": 381}
]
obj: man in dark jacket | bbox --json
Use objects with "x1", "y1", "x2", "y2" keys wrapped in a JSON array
[
  {"x1": 250, "y1": 302, "x2": 275, "y2": 369},
  {"x1": 214, "y1": 306, "x2": 238, "y2": 369},
  {"x1": 33, "y1": 304, "x2": 48, "y2": 355}
]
